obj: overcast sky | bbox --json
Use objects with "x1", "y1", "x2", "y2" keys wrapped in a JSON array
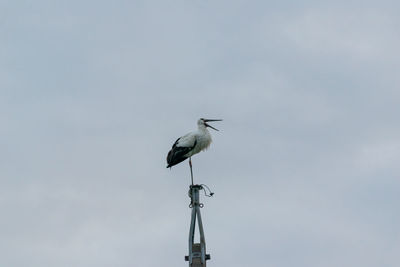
[{"x1": 1, "y1": 1, "x2": 399, "y2": 266}]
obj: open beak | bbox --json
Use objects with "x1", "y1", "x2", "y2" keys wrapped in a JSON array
[{"x1": 204, "y1": 119, "x2": 223, "y2": 131}]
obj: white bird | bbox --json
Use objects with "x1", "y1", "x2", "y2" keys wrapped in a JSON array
[{"x1": 166, "y1": 118, "x2": 222, "y2": 183}]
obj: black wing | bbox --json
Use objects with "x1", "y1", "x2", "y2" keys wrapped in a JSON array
[{"x1": 166, "y1": 138, "x2": 197, "y2": 168}]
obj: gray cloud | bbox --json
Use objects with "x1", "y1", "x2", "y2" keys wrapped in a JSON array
[{"x1": 1, "y1": 1, "x2": 399, "y2": 266}]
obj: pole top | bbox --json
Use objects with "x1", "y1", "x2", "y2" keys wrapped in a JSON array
[{"x1": 189, "y1": 184, "x2": 203, "y2": 190}]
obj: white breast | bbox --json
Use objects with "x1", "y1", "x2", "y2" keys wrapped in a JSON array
[{"x1": 186, "y1": 131, "x2": 212, "y2": 157}]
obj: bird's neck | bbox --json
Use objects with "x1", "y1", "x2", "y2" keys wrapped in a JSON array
[{"x1": 197, "y1": 124, "x2": 209, "y2": 133}]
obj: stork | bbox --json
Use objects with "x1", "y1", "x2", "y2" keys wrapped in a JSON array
[{"x1": 166, "y1": 118, "x2": 222, "y2": 185}]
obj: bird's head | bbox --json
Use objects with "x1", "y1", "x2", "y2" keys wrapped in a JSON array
[{"x1": 198, "y1": 118, "x2": 223, "y2": 131}]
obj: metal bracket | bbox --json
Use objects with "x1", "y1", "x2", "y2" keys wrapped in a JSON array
[{"x1": 185, "y1": 185, "x2": 211, "y2": 267}]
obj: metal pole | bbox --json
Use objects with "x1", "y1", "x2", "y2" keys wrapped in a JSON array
[{"x1": 185, "y1": 185, "x2": 211, "y2": 267}]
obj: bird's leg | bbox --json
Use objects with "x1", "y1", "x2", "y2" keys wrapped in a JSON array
[{"x1": 189, "y1": 157, "x2": 194, "y2": 186}]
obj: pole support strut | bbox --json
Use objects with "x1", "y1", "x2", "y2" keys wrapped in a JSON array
[{"x1": 185, "y1": 184, "x2": 211, "y2": 267}]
